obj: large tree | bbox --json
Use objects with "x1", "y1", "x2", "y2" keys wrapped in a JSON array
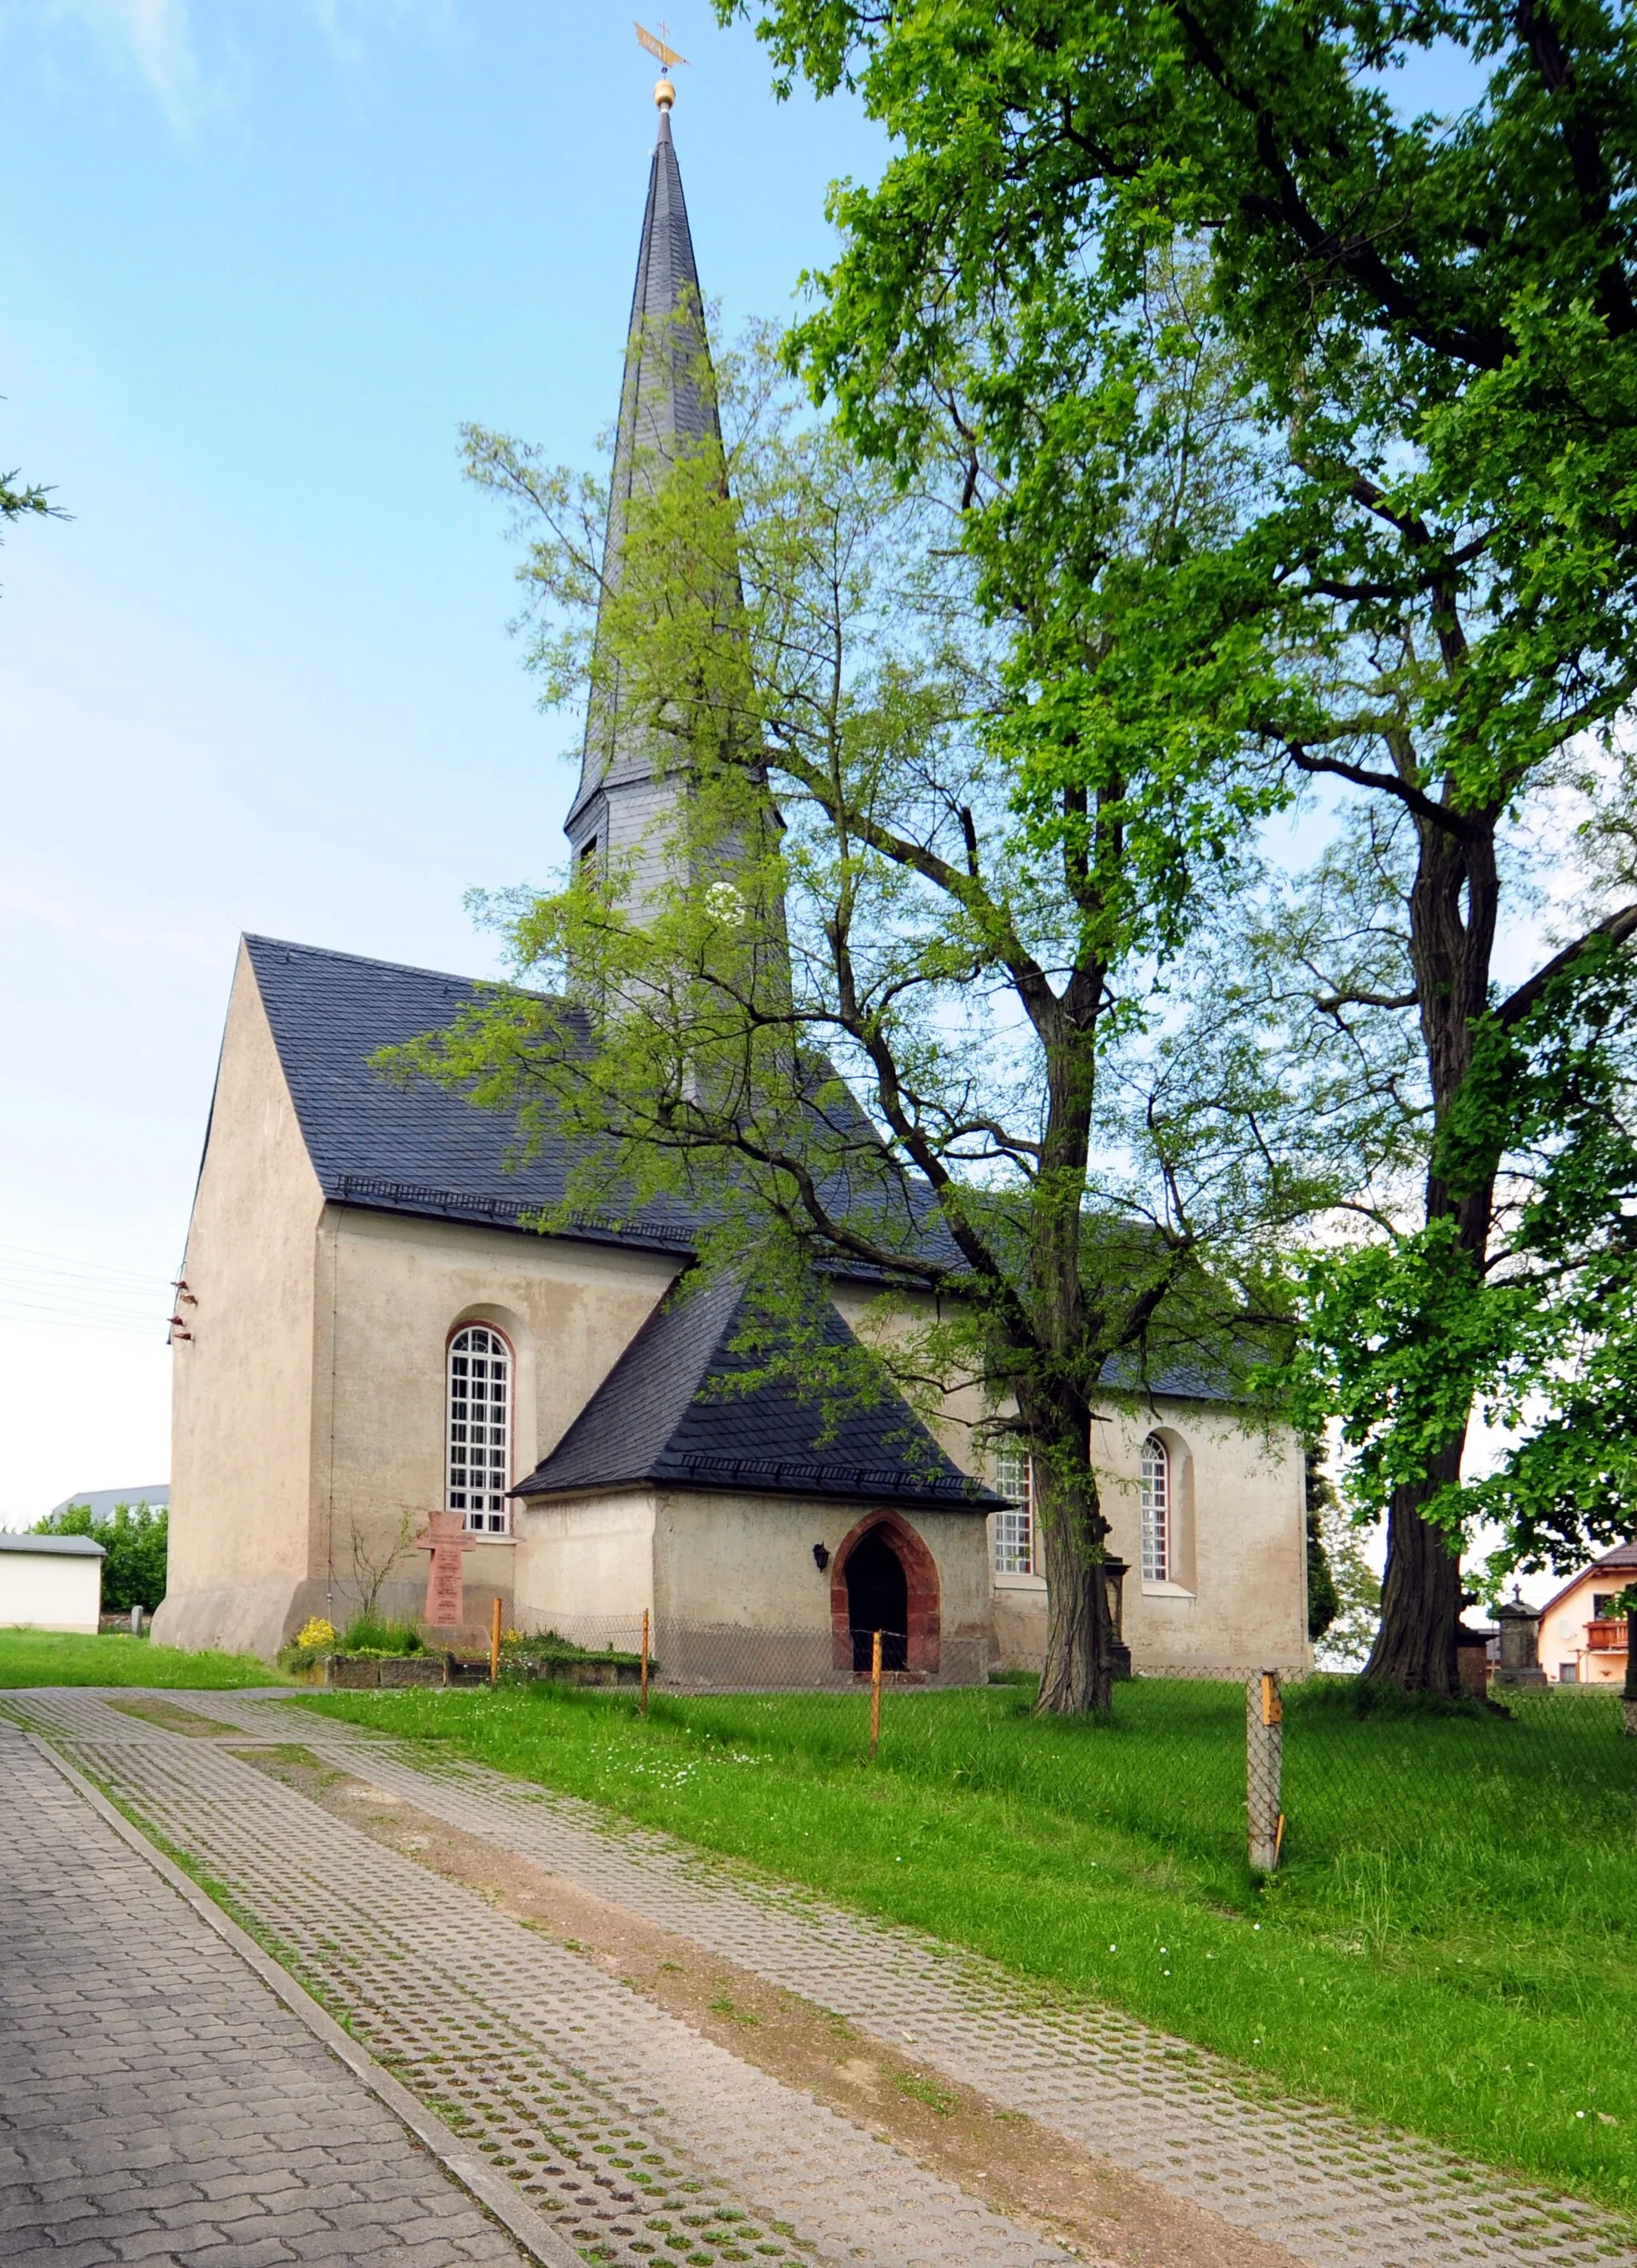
[
  {"x1": 400, "y1": 322, "x2": 1326, "y2": 1713},
  {"x1": 719, "y1": 0, "x2": 1637, "y2": 1688}
]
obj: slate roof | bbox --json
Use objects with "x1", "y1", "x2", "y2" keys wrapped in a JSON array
[
  {"x1": 514, "y1": 1272, "x2": 997, "y2": 1510},
  {"x1": 50, "y1": 1486, "x2": 168, "y2": 1520},
  {"x1": 568, "y1": 102, "x2": 722, "y2": 836},
  {"x1": 242, "y1": 933, "x2": 966, "y2": 1275},
  {"x1": 244, "y1": 933, "x2": 700, "y2": 1253},
  {"x1": 242, "y1": 931, "x2": 1236, "y2": 1405}
]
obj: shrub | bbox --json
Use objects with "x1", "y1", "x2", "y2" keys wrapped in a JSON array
[{"x1": 277, "y1": 1617, "x2": 337, "y2": 1673}]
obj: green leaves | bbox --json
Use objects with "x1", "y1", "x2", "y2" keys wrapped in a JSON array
[{"x1": 1279, "y1": 931, "x2": 1637, "y2": 1577}]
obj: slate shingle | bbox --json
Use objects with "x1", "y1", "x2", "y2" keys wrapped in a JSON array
[
  {"x1": 245, "y1": 933, "x2": 699, "y2": 1251},
  {"x1": 244, "y1": 931, "x2": 1229, "y2": 1409},
  {"x1": 513, "y1": 1273, "x2": 997, "y2": 1510}
]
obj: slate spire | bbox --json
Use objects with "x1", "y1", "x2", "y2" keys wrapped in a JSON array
[{"x1": 564, "y1": 87, "x2": 723, "y2": 871}]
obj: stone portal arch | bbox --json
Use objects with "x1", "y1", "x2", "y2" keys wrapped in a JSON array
[{"x1": 830, "y1": 1511, "x2": 941, "y2": 1676}]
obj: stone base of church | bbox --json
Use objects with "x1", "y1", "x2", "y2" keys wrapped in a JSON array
[
  {"x1": 151, "y1": 1581, "x2": 313, "y2": 1662},
  {"x1": 152, "y1": 1572, "x2": 520, "y2": 1663},
  {"x1": 648, "y1": 1625, "x2": 990, "y2": 1690},
  {"x1": 991, "y1": 1576, "x2": 1048, "y2": 1673}
]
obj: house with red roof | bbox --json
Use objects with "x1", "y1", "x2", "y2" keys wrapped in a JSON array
[{"x1": 1536, "y1": 1543, "x2": 1637, "y2": 1685}]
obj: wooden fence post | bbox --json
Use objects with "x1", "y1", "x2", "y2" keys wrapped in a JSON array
[
  {"x1": 870, "y1": 1629, "x2": 883, "y2": 1761},
  {"x1": 489, "y1": 1596, "x2": 502, "y2": 1687},
  {"x1": 641, "y1": 1609, "x2": 651, "y2": 1719},
  {"x1": 1247, "y1": 1669, "x2": 1283, "y2": 1873}
]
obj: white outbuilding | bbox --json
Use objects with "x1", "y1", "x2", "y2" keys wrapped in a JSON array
[{"x1": 0, "y1": 1533, "x2": 105, "y2": 1633}]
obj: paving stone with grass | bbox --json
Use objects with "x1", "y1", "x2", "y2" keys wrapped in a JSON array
[
  {"x1": 5, "y1": 1692, "x2": 1071, "y2": 2268},
  {"x1": 177, "y1": 1685, "x2": 1637, "y2": 2268}
]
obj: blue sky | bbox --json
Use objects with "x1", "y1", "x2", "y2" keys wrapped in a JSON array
[{"x1": 0, "y1": 1, "x2": 880, "y2": 1522}]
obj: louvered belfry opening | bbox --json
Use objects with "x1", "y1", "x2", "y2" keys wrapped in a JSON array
[{"x1": 845, "y1": 1529, "x2": 909, "y2": 1672}]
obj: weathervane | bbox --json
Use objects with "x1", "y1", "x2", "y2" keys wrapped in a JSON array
[{"x1": 635, "y1": 19, "x2": 689, "y2": 109}]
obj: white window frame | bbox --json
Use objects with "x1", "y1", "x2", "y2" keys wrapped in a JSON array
[
  {"x1": 993, "y1": 1445, "x2": 1034, "y2": 1575},
  {"x1": 1140, "y1": 1434, "x2": 1170, "y2": 1582},
  {"x1": 447, "y1": 1324, "x2": 512, "y2": 1534}
]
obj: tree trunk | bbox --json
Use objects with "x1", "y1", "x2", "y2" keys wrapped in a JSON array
[
  {"x1": 1033, "y1": 1451, "x2": 1117, "y2": 1715},
  {"x1": 1366, "y1": 807, "x2": 1500, "y2": 1689},
  {"x1": 1364, "y1": 1456, "x2": 1465, "y2": 1693}
]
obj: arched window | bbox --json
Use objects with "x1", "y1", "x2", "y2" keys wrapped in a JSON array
[
  {"x1": 993, "y1": 1445, "x2": 1034, "y2": 1575},
  {"x1": 1140, "y1": 1434, "x2": 1170, "y2": 1582},
  {"x1": 448, "y1": 1325, "x2": 512, "y2": 1534}
]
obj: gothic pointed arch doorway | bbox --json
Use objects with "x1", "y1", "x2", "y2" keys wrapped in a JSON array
[
  {"x1": 844, "y1": 1529, "x2": 908, "y2": 1669},
  {"x1": 830, "y1": 1512, "x2": 942, "y2": 1677}
]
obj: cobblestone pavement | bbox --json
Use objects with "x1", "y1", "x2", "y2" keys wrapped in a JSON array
[
  {"x1": 0, "y1": 1720, "x2": 526, "y2": 2268},
  {"x1": 6, "y1": 1693, "x2": 1071, "y2": 2268},
  {"x1": 178, "y1": 1685, "x2": 1637, "y2": 2268}
]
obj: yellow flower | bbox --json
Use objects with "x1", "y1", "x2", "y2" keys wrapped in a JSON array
[{"x1": 294, "y1": 1617, "x2": 337, "y2": 1652}]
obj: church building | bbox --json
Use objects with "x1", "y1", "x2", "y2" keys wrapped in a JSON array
[{"x1": 155, "y1": 82, "x2": 1312, "y2": 1681}]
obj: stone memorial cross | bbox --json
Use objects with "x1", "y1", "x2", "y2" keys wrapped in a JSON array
[{"x1": 416, "y1": 1508, "x2": 479, "y2": 1630}]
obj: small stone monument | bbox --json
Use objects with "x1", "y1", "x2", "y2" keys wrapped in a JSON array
[
  {"x1": 1493, "y1": 1592, "x2": 1547, "y2": 1687},
  {"x1": 1101, "y1": 1555, "x2": 1133, "y2": 1681},
  {"x1": 416, "y1": 1508, "x2": 479, "y2": 1637}
]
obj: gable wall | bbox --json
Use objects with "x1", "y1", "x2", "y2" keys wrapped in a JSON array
[{"x1": 158, "y1": 946, "x2": 326, "y2": 1654}]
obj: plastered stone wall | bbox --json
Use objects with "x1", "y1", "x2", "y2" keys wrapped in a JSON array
[
  {"x1": 829, "y1": 1279, "x2": 1308, "y2": 1673},
  {"x1": 313, "y1": 1208, "x2": 680, "y2": 1637},
  {"x1": 157, "y1": 948, "x2": 327, "y2": 1657},
  {"x1": 651, "y1": 1491, "x2": 991, "y2": 1645},
  {"x1": 512, "y1": 1486, "x2": 992, "y2": 1681},
  {"x1": 513, "y1": 1489, "x2": 658, "y2": 1629},
  {"x1": 988, "y1": 1402, "x2": 1308, "y2": 1676}
]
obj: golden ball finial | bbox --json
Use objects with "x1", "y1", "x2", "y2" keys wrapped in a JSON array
[{"x1": 655, "y1": 74, "x2": 675, "y2": 109}]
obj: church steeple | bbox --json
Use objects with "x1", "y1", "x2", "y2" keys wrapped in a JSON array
[{"x1": 564, "y1": 82, "x2": 722, "y2": 871}]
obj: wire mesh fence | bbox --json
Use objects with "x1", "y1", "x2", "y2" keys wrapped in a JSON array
[{"x1": 313, "y1": 1613, "x2": 1637, "y2": 1879}]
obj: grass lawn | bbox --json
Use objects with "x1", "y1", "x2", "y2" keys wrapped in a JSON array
[
  {"x1": 0, "y1": 1629, "x2": 282, "y2": 1687},
  {"x1": 302, "y1": 1673, "x2": 1637, "y2": 2212}
]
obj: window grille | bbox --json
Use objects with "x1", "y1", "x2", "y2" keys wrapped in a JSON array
[
  {"x1": 448, "y1": 1325, "x2": 511, "y2": 1534},
  {"x1": 993, "y1": 1446, "x2": 1034, "y2": 1575},
  {"x1": 1140, "y1": 1434, "x2": 1170, "y2": 1582}
]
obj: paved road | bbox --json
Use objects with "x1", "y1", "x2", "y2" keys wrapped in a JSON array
[{"x1": 0, "y1": 1719, "x2": 524, "y2": 2268}]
